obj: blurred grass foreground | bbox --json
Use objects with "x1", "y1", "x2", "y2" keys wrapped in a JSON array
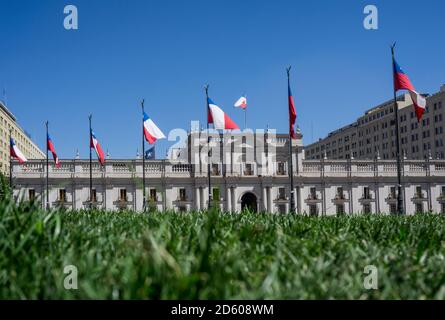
[{"x1": 0, "y1": 183, "x2": 444, "y2": 299}]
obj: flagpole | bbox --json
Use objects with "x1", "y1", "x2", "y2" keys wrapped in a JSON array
[
  {"x1": 244, "y1": 107, "x2": 247, "y2": 130},
  {"x1": 89, "y1": 114, "x2": 92, "y2": 210},
  {"x1": 141, "y1": 99, "x2": 146, "y2": 212},
  {"x1": 205, "y1": 85, "x2": 212, "y2": 210},
  {"x1": 46, "y1": 121, "x2": 49, "y2": 210},
  {"x1": 9, "y1": 129, "x2": 12, "y2": 193},
  {"x1": 391, "y1": 43, "x2": 404, "y2": 215},
  {"x1": 287, "y1": 66, "x2": 296, "y2": 213}
]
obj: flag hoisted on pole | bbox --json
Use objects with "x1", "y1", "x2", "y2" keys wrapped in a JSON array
[
  {"x1": 287, "y1": 66, "x2": 296, "y2": 213},
  {"x1": 141, "y1": 99, "x2": 166, "y2": 211},
  {"x1": 207, "y1": 89, "x2": 240, "y2": 209},
  {"x1": 9, "y1": 129, "x2": 12, "y2": 192},
  {"x1": 393, "y1": 56, "x2": 426, "y2": 121},
  {"x1": 88, "y1": 115, "x2": 105, "y2": 209},
  {"x1": 89, "y1": 115, "x2": 93, "y2": 209},
  {"x1": 205, "y1": 85, "x2": 212, "y2": 209},
  {"x1": 390, "y1": 43, "x2": 425, "y2": 214},
  {"x1": 47, "y1": 133, "x2": 61, "y2": 167},
  {"x1": 141, "y1": 99, "x2": 146, "y2": 211},
  {"x1": 145, "y1": 146, "x2": 155, "y2": 159},
  {"x1": 9, "y1": 129, "x2": 28, "y2": 192},
  {"x1": 234, "y1": 95, "x2": 247, "y2": 129},
  {"x1": 46, "y1": 127, "x2": 61, "y2": 209},
  {"x1": 208, "y1": 97, "x2": 239, "y2": 130}
]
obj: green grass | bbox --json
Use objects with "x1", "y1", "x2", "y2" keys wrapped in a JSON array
[{"x1": 0, "y1": 189, "x2": 444, "y2": 299}]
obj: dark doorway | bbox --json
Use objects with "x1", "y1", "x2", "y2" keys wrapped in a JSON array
[{"x1": 241, "y1": 192, "x2": 257, "y2": 212}]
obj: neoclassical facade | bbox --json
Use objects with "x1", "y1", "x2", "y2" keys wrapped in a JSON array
[{"x1": 11, "y1": 132, "x2": 445, "y2": 215}]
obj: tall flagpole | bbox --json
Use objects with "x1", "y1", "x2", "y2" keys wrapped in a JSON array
[
  {"x1": 9, "y1": 129, "x2": 12, "y2": 193},
  {"x1": 141, "y1": 99, "x2": 146, "y2": 212},
  {"x1": 391, "y1": 43, "x2": 404, "y2": 215},
  {"x1": 46, "y1": 121, "x2": 49, "y2": 210},
  {"x1": 89, "y1": 114, "x2": 93, "y2": 210},
  {"x1": 205, "y1": 85, "x2": 212, "y2": 209},
  {"x1": 287, "y1": 66, "x2": 295, "y2": 213}
]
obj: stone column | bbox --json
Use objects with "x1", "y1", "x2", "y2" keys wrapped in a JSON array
[
  {"x1": 203, "y1": 186, "x2": 209, "y2": 209},
  {"x1": 227, "y1": 187, "x2": 232, "y2": 212},
  {"x1": 296, "y1": 187, "x2": 301, "y2": 214},
  {"x1": 195, "y1": 187, "x2": 201, "y2": 211},
  {"x1": 267, "y1": 187, "x2": 273, "y2": 213},
  {"x1": 231, "y1": 187, "x2": 236, "y2": 212},
  {"x1": 262, "y1": 187, "x2": 268, "y2": 212}
]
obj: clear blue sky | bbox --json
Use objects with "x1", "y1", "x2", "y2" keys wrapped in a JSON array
[{"x1": 0, "y1": 0, "x2": 443, "y2": 159}]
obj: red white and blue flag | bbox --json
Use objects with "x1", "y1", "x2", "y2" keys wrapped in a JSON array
[
  {"x1": 10, "y1": 138, "x2": 27, "y2": 164},
  {"x1": 234, "y1": 96, "x2": 247, "y2": 109},
  {"x1": 90, "y1": 130, "x2": 105, "y2": 165},
  {"x1": 47, "y1": 134, "x2": 61, "y2": 167},
  {"x1": 288, "y1": 84, "x2": 297, "y2": 139},
  {"x1": 393, "y1": 59, "x2": 426, "y2": 121},
  {"x1": 208, "y1": 98, "x2": 239, "y2": 130},
  {"x1": 143, "y1": 112, "x2": 166, "y2": 144}
]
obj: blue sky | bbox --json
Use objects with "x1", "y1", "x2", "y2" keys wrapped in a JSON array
[{"x1": 0, "y1": 0, "x2": 443, "y2": 159}]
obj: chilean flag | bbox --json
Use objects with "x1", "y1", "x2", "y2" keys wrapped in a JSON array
[
  {"x1": 47, "y1": 134, "x2": 61, "y2": 167},
  {"x1": 207, "y1": 98, "x2": 239, "y2": 130},
  {"x1": 393, "y1": 59, "x2": 426, "y2": 121},
  {"x1": 143, "y1": 112, "x2": 166, "y2": 144},
  {"x1": 90, "y1": 130, "x2": 105, "y2": 165},
  {"x1": 234, "y1": 96, "x2": 247, "y2": 109},
  {"x1": 288, "y1": 85, "x2": 297, "y2": 139},
  {"x1": 10, "y1": 138, "x2": 27, "y2": 164}
]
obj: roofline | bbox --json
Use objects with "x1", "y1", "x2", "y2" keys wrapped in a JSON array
[{"x1": 0, "y1": 100, "x2": 16, "y2": 122}]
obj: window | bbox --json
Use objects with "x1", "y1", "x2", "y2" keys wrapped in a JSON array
[
  {"x1": 415, "y1": 203, "x2": 423, "y2": 214},
  {"x1": 310, "y1": 187, "x2": 317, "y2": 199},
  {"x1": 336, "y1": 204, "x2": 345, "y2": 215},
  {"x1": 119, "y1": 189, "x2": 127, "y2": 202},
  {"x1": 363, "y1": 204, "x2": 371, "y2": 214},
  {"x1": 277, "y1": 162, "x2": 285, "y2": 175},
  {"x1": 244, "y1": 163, "x2": 253, "y2": 176},
  {"x1": 309, "y1": 205, "x2": 318, "y2": 216},
  {"x1": 390, "y1": 204, "x2": 397, "y2": 215},
  {"x1": 441, "y1": 203, "x2": 445, "y2": 214},
  {"x1": 28, "y1": 189, "x2": 35, "y2": 201},
  {"x1": 91, "y1": 189, "x2": 97, "y2": 202},
  {"x1": 415, "y1": 186, "x2": 423, "y2": 198},
  {"x1": 363, "y1": 187, "x2": 370, "y2": 199},
  {"x1": 336, "y1": 187, "x2": 344, "y2": 199},
  {"x1": 212, "y1": 164, "x2": 219, "y2": 175},
  {"x1": 212, "y1": 188, "x2": 219, "y2": 202},
  {"x1": 59, "y1": 189, "x2": 66, "y2": 202},
  {"x1": 149, "y1": 189, "x2": 157, "y2": 201},
  {"x1": 390, "y1": 187, "x2": 396, "y2": 199},
  {"x1": 278, "y1": 205, "x2": 286, "y2": 214},
  {"x1": 179, "y1": 188, "x2": 187, "y2": 201},
  {"x1": 278, "y1": 187, "x2": 286, "y2": 200}
]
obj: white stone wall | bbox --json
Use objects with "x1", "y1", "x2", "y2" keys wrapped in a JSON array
[{"x1": 11, "y1": 140, "x2": 445, "y2": 215}]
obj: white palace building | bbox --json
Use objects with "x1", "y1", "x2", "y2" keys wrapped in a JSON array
[{"x1": 11, "y1": 129, "x2": 445, "y2": 215}]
